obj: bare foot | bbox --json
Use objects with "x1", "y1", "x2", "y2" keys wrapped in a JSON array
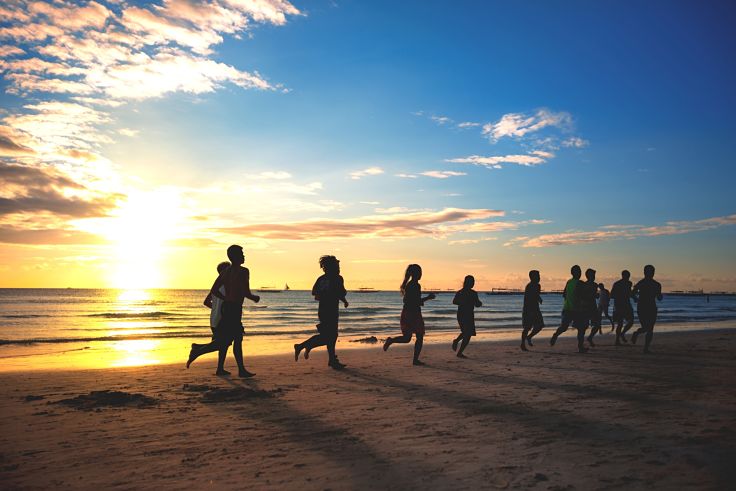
[
  {"x1": 456, "y1": 353, "x2": 468, "y2": 359},
  {"x1": 186, "y1": 344, "x2": 198, "y2": 369},
  {"x1": 304, "y1": 347, "x2": 311, "y2": 360},
  {"x1": 383, "y1": 338, "x2": 392, "y2": 351},
  {"x1": 238, "y1": 370, "x2": 256, "y2": 378},
  {"x1": 412, "y1": 359, "x2": 425, "y2": 366},
  {"x1": 294, "y1": 344, "x2": 302, "y2": 362},
  {"x1": 215, "y1": 369, "x2": 231, "y2": 376},
  {"x1": 520, "y1": 343, "x2": 528, "y2": 352},
  {"x1": 451, "y1": 339, "x2": 458, "y2": 351}
]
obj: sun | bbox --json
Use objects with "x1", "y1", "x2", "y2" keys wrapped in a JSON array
[{"x1": 88, "y1": 188, "x2": 187, "y2": 289}]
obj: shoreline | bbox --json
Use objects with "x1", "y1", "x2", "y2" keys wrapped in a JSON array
[
  {"x1": 1, "y1": 320, "x2": 735, "y2": 373},
  {"x1": 1, "y1": 329, "x2": 734, "y2": 489}
]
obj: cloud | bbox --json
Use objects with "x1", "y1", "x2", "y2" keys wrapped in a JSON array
[
  {"x1": 219, "y1": 207, "x2": 506, "y2": 240},
  {"x1": 448, "y1": 237, "x2": 497, "y2": 246},
  {"x1": 395, "y1": 173, "x2": 417, "y2": 178},
  {"x1": 562, "y1": 137, "x2": 588, "y2": 148},
  {"x1": 0, "y1": 162, "x2": 121, "y2": 218},
  {"x1": 430, "y1": 115, "x2": 452, "y2": 125},
  {"x1": 457, "y1": 121, "x2": 480, "y2": 128},
  {"x1": 349, "y1": 167, "x2": 384, "y2": 180},
  {"x1": 117, "y1": 128, "x2": 139, "y2": 137},
  {"x1": 419, "y1": 170, "x2": 467, "y2": 179},
  {"x1": 446, "y1": 153, "x2": 548, "y2": 169},
  {"x1": 0, "y1": 46, "x2": 25, "y2": 57},
  {"x1": 0, "y1": 225, "x2": 106, "y2": 245},
  {"x1": 253, "y1": 171, "x2": 292, "y2": 180},
  {"x1": 482, "y1": 109, "x2": 572, "y2": 142},
  {"x1": 0, "y1": 132, "x2": 35, "y2": 156},
  {"x1": 506, "y1": 214, "x2": 736, "y2": 248}
]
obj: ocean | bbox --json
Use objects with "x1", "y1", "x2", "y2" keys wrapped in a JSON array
[{"x1": 1, "y1": 288, "x2": 735, "y2": 370}]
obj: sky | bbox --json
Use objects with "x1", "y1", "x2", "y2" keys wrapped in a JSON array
[{"x1": 1, "y1": 0, "x2": 735, "y2": 291}]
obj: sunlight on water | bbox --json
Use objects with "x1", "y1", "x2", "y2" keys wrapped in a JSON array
[
  {"x1": 109, "y1": 339, "x2": 161, "y2": 367},
  {"x1": 117, "y1": 289, "x2": 151, "y2": 303}
]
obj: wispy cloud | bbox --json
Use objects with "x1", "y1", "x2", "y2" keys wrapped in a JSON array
[
  {"x1": 420, "y1": 170, "x2": 467, "y2": 179},
  {"x1": 349, "y1": 167, "x2": 384, "y2": 180},
  {"x1": 482, "y1": 109, "x2": 572, "y2": 143},
  {"x1": 505, "y1": 215, "x2": 736, "y2": 248},
  {"x1": 446, "y1": 153, "x2": 549, "y2": 169},
  {"x1": 457, "y1": 121, "x2": 480, "y2": 129},
  {"x1": 395, "y1": 173, "x2": 417, "y2": 178},
  {"x1": 430, "y1": 115, "x2": 452, "y2": 125},
  {"x1": 219, "y1": 207, "x2": 506, "y2": 240},
  {"x1": 562, "y1": 136, "x2": 589, "y2": 148}
]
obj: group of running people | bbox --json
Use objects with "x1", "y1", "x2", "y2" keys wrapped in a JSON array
[{"x1": 186, "y1": 244, "x2": 663, "y2": 376}]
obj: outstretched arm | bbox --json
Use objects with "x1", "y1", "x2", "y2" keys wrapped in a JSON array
[
  {"x1": 209, "y1": 274, "x2": 225, "y2": 301},
  {"x1": 339, "y1": 276, "x2": 349, "y2": 308}
]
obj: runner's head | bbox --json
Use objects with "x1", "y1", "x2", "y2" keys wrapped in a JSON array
[
  {"x1": 585, "y1": 268, "x2": 596, "y2": 282},
  {"x1": 226, "y1": 244, "x2": 244, "y2": 265},
  {"x1": 319, "y1": 255, "x2": 340, "y2": 275},
  {"x1": 644, "y1": 264, "x2": 655, "y2": 278},
  {"x1": 529, "y1": 270, "x2": 540, "y2": 283},
  {"x1": 621, "y1": 269, "x2": 630, "y2": 280},
  {"x1": 216, "y1": 261, "x2": 230, "y2": 274},
  {"x1": 571, "y1": 265, "x2": 581, "y2": 279},
  {"x1": 401, "y1": 263, "x2": 422, "y2": 294},
  {"x1": 463, "y1": 275, "x2": 475, "y2": 289},
  {"x1": 598, "y1": 283, "x2": 605, "y2": 290}
]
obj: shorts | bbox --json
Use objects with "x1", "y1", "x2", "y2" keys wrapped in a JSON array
[
  {"x1": 214, "y1": 301, "x2": 244, "y2": 347},
  {"x1": 522, "y1": 309, "x2": 544, "y2": 330},
  {"x1": 573, "y1": 315, "x2": 590, "y2": 329},
  {"x1": 457, "y1": 316, "x2": 476, "y2": 337},
  {"x1": 317, "y1": 310, "x2": 339, "y2": 337},
  {"x1": 637, "y1": 308, "x2": 658, "y2": 328},
  {"x1": 400, "y1": 308, "x2": 425, "y2": 336},
  {"x1": 613, "y1": 303, "x2": 633, "y2": 323}
]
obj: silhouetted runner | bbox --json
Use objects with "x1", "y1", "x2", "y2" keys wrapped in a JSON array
[
  {"x1": 383, "y1": 264, "x2": 436, "y2": 365},
  {"x1": 587, "y1": 282, "x2": 611, "y2": 344},
  {"x1": 451, "y1": 275, "x2": 482, "y2": 358},
  {"x1": 611, "y1": 270, "x2": 634, "y2": 345},
  {"x1": 631, "y1": 265, "x2": 663, "y2": 354},
  {"x1": 550, "y1": 265, "x2": 588, "y2": 352},
  {"x1": 578, "y1": 269, "x2": 598, "y2": 348},
  {"x1": 294, "y1": 255, "x2": 349, "y2": 370},
  {"x1": 521, "y1": 270, "x2": 544, "y2": 351},
  {"x1": 186, "y1": 245, "x2": 260, "y2": 377}
]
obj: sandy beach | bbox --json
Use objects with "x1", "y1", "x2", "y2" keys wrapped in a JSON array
[{"x1": 1, "y1": 329, "x2": 735, "y2": 490}]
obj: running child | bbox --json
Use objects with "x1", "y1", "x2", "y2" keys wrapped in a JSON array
[
  {"x1": 294, "y1": 255, "x2": 349, "y2": 369},
  {"x1": 521, "y1": 270, "x2": 544, "y2": 351},
  {"x1": 383, "y1": 264, "x2": 436, "y2": 365},
  {"x1": 451, "y1": 275, "x2": 482, "y2": 358}
]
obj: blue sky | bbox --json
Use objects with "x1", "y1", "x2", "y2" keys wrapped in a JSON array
[{"x1": 0, "y1": 1, "x2": 734, "y2": 289}]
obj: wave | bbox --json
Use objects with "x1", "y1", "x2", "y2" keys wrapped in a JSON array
[{"x1": 86, "y1": 311, "x2": 184, "y2": 319}]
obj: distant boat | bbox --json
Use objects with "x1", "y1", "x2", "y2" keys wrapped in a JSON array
[
  {"x1": 285, "y1": 283, "x2": 290, "y2": 291},
  {"x1": 354, "y1": 287, "x2": 378, "y2": 293},
  {"x1": 257, "y1": 286, "x2": 282, "y2": 293}
]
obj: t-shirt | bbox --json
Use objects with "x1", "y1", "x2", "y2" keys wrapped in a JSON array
[
  {"x1": 312, "y1": 274, "x2": 346, "y2": 315},
  {"x1": 453, "y1": 288, "x2": 481, "y2": 320},
  {"x1": 562, "y1": 278, "x2": 579, "y2": 312},
  {"x1": 403, "y1": 281, "x2": 422, "y2": 311},
  {"x1": 210, "y1": 285, "x2": 225, "y2": 329},
  {"x1": 578, "y1": 280, "x2": 598, "y2": 315},
  {"x1": 523, "y1": 282, "x2": 541, "y2": 313},
  {"x1": 633, "y1": 278, "x2": 662, "y2": 311},
  {"x1": 610, "y1": 279, "x2": 632, "y2": 308}
]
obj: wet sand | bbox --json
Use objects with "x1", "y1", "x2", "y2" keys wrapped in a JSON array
[{"x1": 1, "y1": 329, "x2": 734, "y2": 490}]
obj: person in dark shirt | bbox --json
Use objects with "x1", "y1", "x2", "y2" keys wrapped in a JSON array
[
  {"x1": 631, "y1": 265, "x2": 663, "y2": 354},
  {"x1": 294, "y1": 255, "x2": 349, "y2": 369},
  {"x1": 383, "y1": 264, "x2": 436, "y2": 365},
  {"x1": 577, "y1": 269, "x2": 599, "y2": 349},
  {"x1": 610, "y1": 270, "x2": 634, "y2": 345},
  {"x1": 521, "y1": 270, "x2": 544, "y2": 351},
  {"x1": 586, "y1": 282, "x2": 611, "y2": 345},
  {"x1": 451, "y1": 275, "x2": 482, "y2": 358},
  {"x1": 551, "y1": 265, "x2": 587, "y2": 352}
]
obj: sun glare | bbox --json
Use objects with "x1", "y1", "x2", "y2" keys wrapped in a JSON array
[{"x1": 99, "y1": 189, "x2": 186, "y2": 289}]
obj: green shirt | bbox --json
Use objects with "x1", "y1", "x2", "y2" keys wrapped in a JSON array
[{"x1": 563, "y1": 278, "x2": 579, "y2": 312}]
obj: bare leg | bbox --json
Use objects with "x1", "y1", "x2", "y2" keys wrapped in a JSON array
[
  {"x1": 577, "y1": 327, "x2": 588, "y2": 353},
  {"x1": 452, "y1": 333, "x2": 462, "y2": 351},
  {"x1": 215, "y1": 346, "x2": 229, "y2": 374},
  {"x1": 413, "y1": 333, "x2": 424, "y2": 365},
  {"x1": 457, "y1": 335, "x2": 470, "y2": 357},
  {"x1": 384, "y1": 333, "x2": 412, "y2": 351},
  {"x1": 232, "y1": 339, "x2": 254, "y2": 378},
  {"x1": 521, "y1": 328, "x2": 529, "y2": 351}
]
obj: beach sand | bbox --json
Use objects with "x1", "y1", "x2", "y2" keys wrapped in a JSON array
[{"x1": 1, "y1": 330, "x2": 734, "y2": 490}]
